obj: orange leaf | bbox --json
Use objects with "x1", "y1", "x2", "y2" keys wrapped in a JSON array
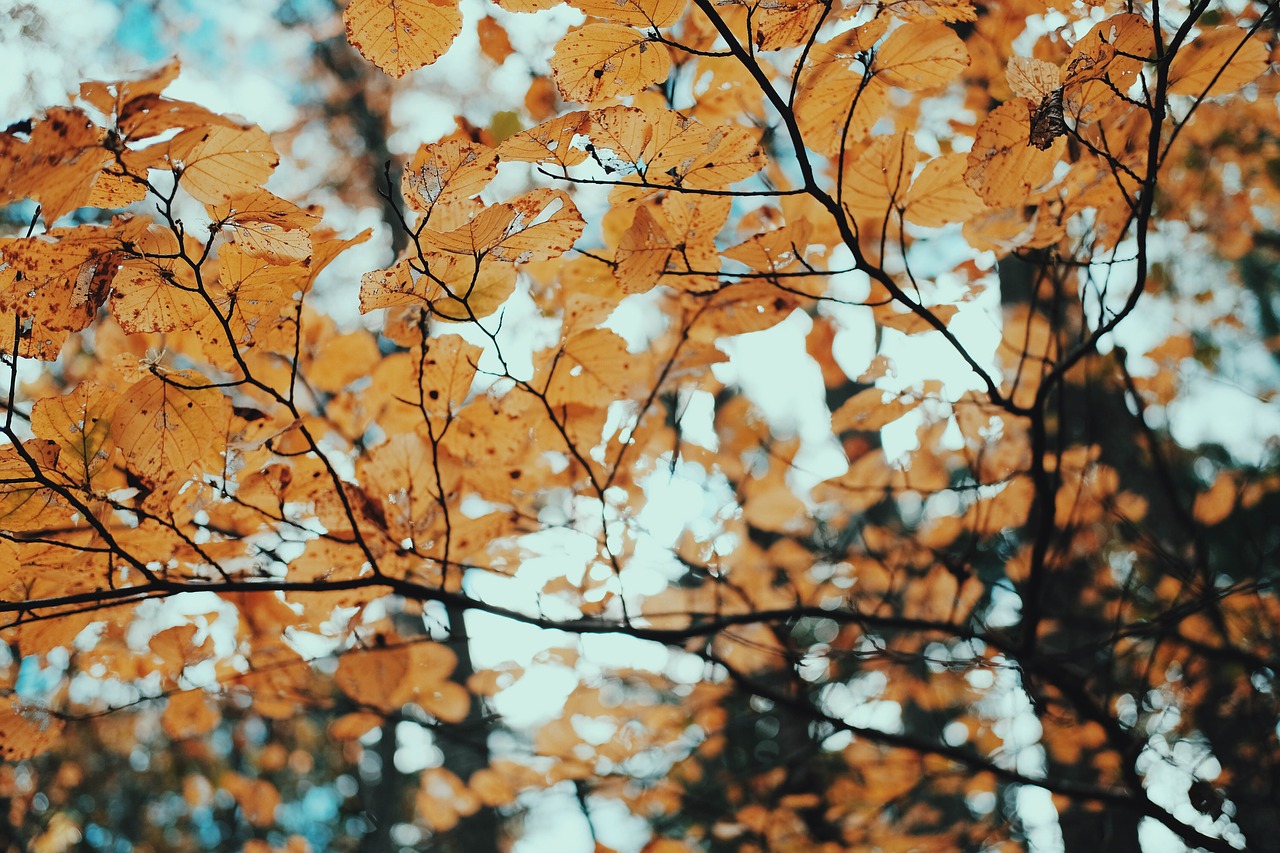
[
  {"x1": 343, "y1": 0, "x2": 464, "y2": 78},
  {"x1": 110, "y1": 370, "x2": 232, "y2": 486},
  {"x1": 172, "y1": 125, "x2": 279, "y2": 204},
  {"x1": 402, "y1": 139, "x2": 500, "y2": 214},
  {"x1": 875, "y1": 21, "x2": 969, "y2": 91},
  {"x1": 551, "y1": 24, "x2": 672, "y2": 104},
  {"x1": 566, "y1": 0, "x2": 684, "y2": 27},
  {"x1": 1168, "y1": 28, "x2": 1269, "y2": 97},
  {"x1": 162, "y1": 690, "x2": 222, "y2": 740},
  {"x1": 964, "y1": 99, "x2": 1063, "y2": 205},
  {"x1": 615, "y1": 206, "x2": 675, "y2": 294},
  {"x1": 424, "y1": 188, "x2": 584, "y2": 262},
  {"x1": 842, "y1": 131, "x2": 918, "y2": 220},
  {"x1": 497, "y1": 111, "x2": 590, "y2": 168},
  {"x1": 30, "y1": 382, "x2": 116, "y2": 487},
  {"x1": 831, "y1": 387, "x2": 922, "y2": 432},
  {"x1": 334, "y1": 644, "x2": 411, "y2": 711},
  {"x1": 795, "y1": 73, "x2": 889, "y2": 157},
  {"x1": 903, "y1": 153, "x2": 985, "y2": 227},
  {"x1": 0, "y1": 698, "x2": 64, "y2": 761},
  {"x1": 477, "y1": 16, "x2": 516, "y2": 64}
]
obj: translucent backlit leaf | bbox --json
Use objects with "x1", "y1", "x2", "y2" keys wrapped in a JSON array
[
  {"x1": 875, "y1": 21, "x2": 968, "y2": 91},
  {"x1": 30, "y1": 382, "x2": 116, "y2": 487},
  {"x1": 343, "y1": 0, "x2": 464, "y2": 78},
  {"x1": 795, "y1": 73, "x2": 889, "y2": 157},
  {"x1": 842, "y1": 131, "x2": 918, "y2": 220},
  {"x1": 902, "y1": 153, "x2": 985, "y2": 227},
  {"x1": 425, "y1": 188, "x2": 584, "y2": 262},
  {"x1": 880, "y1": 0, "x2": 976, "y2": 22},
  {"x1": 111, "y1": 370, "x2": 232, "y2": 486},
  {"x1": 401, "y1": 139, "x2": 500, "y2": 214},
  {"x1": 964, "y1": 99, "x2": 1063, "y2": 205},
  {"x1": 551, "y1": 24, "x2": 672, "y2": 104},
  {"x1": 497, "y1": 111, "x2": 590, "y2": 168},
  {"x1": 173, "y1": 125, "x2": 279, "y2": 204},
  {"x1": 615, "y1": 205, "x2": 675, "y2": 294},
  {"x1": 1006, "y1": 56, "x2": 1062, "y2": 101},
  {"x1": 566, "y1": 0, "x2": 683, "y2": 27},
  {"x1": 1168, "y1": 28, "x2": 1269, "y2": 97}
]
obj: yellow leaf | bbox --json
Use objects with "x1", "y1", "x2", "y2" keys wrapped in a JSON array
[
  {"x1": 647, "y1": 118, "x2": 765, "y2": 189},
  {"x1": 232, "y1": 222, "x2": 311, "y2": 264},
  {"x1": 722, "y1": 219, "x2": 812, "y2": 272},
  {"x1": 0, "y1": 441, "x2": 61, "y2": 532},
  {"x1": 343, "y1": 0, "x2": 464, "y2": 78},
  {"x1": 881, "y1": 0, "x2": 976, "y2": 22},
  {"x1": 29, "y1": 381, "x2": 116, "y2": 487},
  {"x1": 795, "y1": 73, "x2": 889, "y2": 157},
  {"x1": 544, "y1": 329, "x2": 644, "y2": 406},
  {"x1": 842, "y1": 131, "x2": 918, "y2": 220},
  {"x1": 497, "y1": 111, "x2": 591, "y2": 168},
  {"x1": 566, "y1": 0, "x2": 683, "y2": 27},
  {"x1": 418, "y1": 334, "x2": 484, "y2": 417},
  {"x1": 753, "y1": 0, "x2": 826, "y2": 52},
  {"x1": 903, "y1": 153, "x2": 985, "y2": 227},
  {"x1": 831, "y1": 387, "x2": 921, "y2": 432},
  {"x1": 1168, "y1": 28, "x2": 1269, "y2": 97},
  {"x1": 425, "y1": 188, "x2": 584, "y2": 262},
  {"x1": 174, "y1": 125, "x2": 279, "y2": 204},
  {"x1": 109, "y1": 265, "x2": 206, "y2": 333},
  {"x1": 875, "y1": 21, "x2": 969, "y2": 91},
  {"x1": 964, "y1": 99, "x2": 1064, "y2": 205},
  {"x1": 589, "y1": 106, "x2": 654, "y2": 166},
  {"x1": 615, "y1": 205, "x2": 675, "y2": 294},
  {"x1": 401, "y1": 139, "x2": 500, "y2": 214},
  {"x1": 877, "y1": 302, "x2": 959, "y2": 334},
  {"x1": 110, "y1": 370, "x2": 232, "y2": 486},
  {"x1": 1006, "y1": 56, "x2": 1062, "y2": 101},
  {"x1": 551, "y1": 24, "x2": 671, "y2": 104}
]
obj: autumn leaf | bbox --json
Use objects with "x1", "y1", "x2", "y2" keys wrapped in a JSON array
[
  {"x1": 343, "y1": 0, "x2": 464, "y2": 78},
  {"x1": 209, "y1": 189, "x2": 320, "y2": 264},
  {"x1": 423, "y1": 188, "x2": 584, "y2": 262},
  {"x1": 497, "y1": 111, "x2": 591, "y2": 168},
  {"x1": 902, "y1": 153, "x2": 985, "y2": 227},
  {"x1": 170, "y1": 125, "x2": 279, "y2": 204},
  {"x1": 795, "y1": 73, "x2": 890, "y2": 157},
  {"x1": 842, "y1": 131, "x2": 919, "y2": 220},
  {"x1": 551, "y1": 24, "x2": 672, "y2": 104},
  {"x1": 30, "y1": 382, "x2": 117, "y2": 488},
  {"x1": 566, "y1": 0, "x2": 683, "y2": 27},
  {"x1": 401, "y1": 139, "x2": 500, "y2": 215},
  {"x1": 615, "y1": 206, "x2": 675, "y2": 294},
  {"x1": 875, "y1": 21, "x2": 969, "y2": 91},
  {"x1": 1167, "y1": 28, "x2": 1269, "y2": 96},
  {"x1": 111, "y1": 370, "x2": 232, "y2": 486},
  {"x1": 0, "y1": 698, "x2": 65, "y2": 761},
  {"x1": 964, "y1": 98, "x2": 1064, "y2": 205}
]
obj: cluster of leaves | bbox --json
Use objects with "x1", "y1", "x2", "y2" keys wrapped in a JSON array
[{"x1": 0, "y1": 0, "x2": 1277, "y2": 850}]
